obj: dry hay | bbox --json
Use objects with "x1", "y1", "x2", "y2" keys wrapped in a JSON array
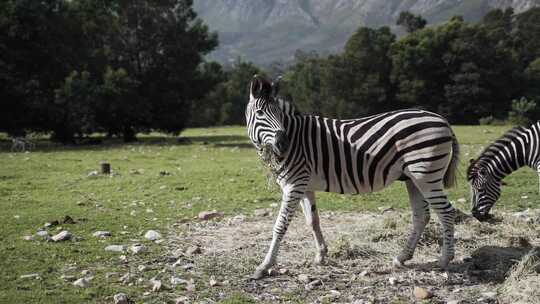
[{"x1": 163, "y1": 208, "x2": 540, "y2": 303}]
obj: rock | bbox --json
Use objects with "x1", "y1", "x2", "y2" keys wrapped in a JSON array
[
  {"x1": 254, "y1": 208, "x2": 271, "y2": 217},
  {"x1": 63, "y1": 215, "x2": 76, "y2": 224},
  {"x1": 171, "y1": 276, "x2": 189, "y2": 286},
  {"x1": 447, "y1": 300, "x2": 461, "y2": 304},
  {"x1": 20, "y1": 273, "x2": 40, "y2": 280},
  {"x1": 388, "y1": 277, "x2": 398, "y2": 285},
  {"x1": 119, "y1": 273, "x2": 133, "y2": 284},
  {"x1": 181, "y1": 263, "x2": 195, "y2": 270},
  {"x1": 198, "y1": 210, "x2": 223, "y2": 221},
  {"x1": 130, "y1": 243, "x2": 146, "y2": 254},
  {"x1": 36, "y1": 230, "x2": 49, "y2": 238},
  {"x1": 105, "y1": 245, "x2": 126, "y2": 252},
  {"x1": 279, "y1": 268, "x2": 289, "y2": 275},
  {"x1": 114, "y1": 293, "x2": 130, "y2": 304},
  {"x1": 305, "y1": 279, "x2": 322, "y2": 291},
  {"x1": 73, "y1": 278, "x2": 91, "y2": 288},
  {"x1": 185, "y1": 245, "x2": 201, "y2": 255},
  {"x1": 175, "y1": 296, "x2": 189, "y2": 304},
  {"x1": 51, "y1": 230, "x2": 72, "y2": 242},
  {"x1": 481, "y1": 292, "x2": 497, "y2": 299},
  {"x1": 521, "y1": 195, "x2": 529, "y2": 199},
  {"x1": 413, "y1": 287, "x2": 433, "y2": 300},
  {"x1": 267, "y1": 269, "x2": 278, "y2": 276},
  {"x1": 144, "y1": 230, "x2": 162, "y2": 241},
  {"x1": 159, "y1": 170, "x2": 171, "y2": 176},
  {"x1": 319, "y1": 290, "x2": 341, "y2": 302},
  {"x1": 81, "y1": 270, "x2": 91, "y2": 276},
  {"x1": 60, "y1": 275, "x2": 76, "y2": 282},
  {"x1": 87, "y1": 170, "x2": 99, "y2": 177},
  {"x1": 150, "y1": 279, "x2": 162, "y2": 292},
  {"x1": 92, "y1": 231, "x2": 111, "y2": 238},
  {"x1": 23, "y1": 235, "x2": 34, "y2": 241},
  {"x1": 298, "y1": 274, "x2": 311, "y2": 283},
  {"x1": 359, "y1": 270, "x2": 369, "y2": 277},
  {"x1": 209, "y1": 276, "x2": 219, "y2": 287},
  {"x1": 138, "y1": 265, "x2": 148, "y2": 272},
  {"x1": 457, "y1": 198, "x2": 467, "y2": 204},
  {"x1": 44, "y1": 220, "x2": 59, "y2": 228}
]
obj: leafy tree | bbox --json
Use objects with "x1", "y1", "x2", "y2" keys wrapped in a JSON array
[
  {"x1": 508, "y1": 97, "x2": 537, "y2": 126},
  {"x1": 397, "y1": 11, "x2": 427, "y2": 33}
]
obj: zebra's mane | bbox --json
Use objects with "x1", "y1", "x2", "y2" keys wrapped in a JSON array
[
  {"x1": 276, "y1": 98, "x2": 302, "y2": 117},
  {"x1": 467, "y1": 125, "x2": 530, "y2": 178}
]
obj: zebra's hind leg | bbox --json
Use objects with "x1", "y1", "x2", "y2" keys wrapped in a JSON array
[
  {"x1": 393, "y1": 180, "x2": 430, "y2": 268},
  {"x1": 300, "y1": 191, "x2": 327, "y2": 265},
  {"x1": 252, "y1": 190, "x2": 301, "y2": 280},
  {"x1": 409, "y1": 178, "x2": 456, "y2": 269}
]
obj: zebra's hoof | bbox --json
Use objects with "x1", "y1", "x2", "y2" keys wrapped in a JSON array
[
  {"x1": 392, "y1": 257, "x2": 407, "y2": 268},
  {"x1": 251, "y1": 269, "x2": 267, "y2": 280},
  {"x1": 314, "y1": 255, "x2": 326, "y2": 265}
]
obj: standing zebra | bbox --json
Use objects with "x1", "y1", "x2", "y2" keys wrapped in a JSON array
[
  {"x1": 246, "y1": 76, "x2": 459, "y2": 279},
  {"x1": 468, "y1": 122, "x2": 540, "y2": 221}
]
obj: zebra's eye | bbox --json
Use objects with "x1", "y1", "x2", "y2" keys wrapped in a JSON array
[{"x1": 255, "y1": 110, "x2": 264, "y2": 117}]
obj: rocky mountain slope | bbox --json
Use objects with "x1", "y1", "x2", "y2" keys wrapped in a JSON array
[{"x1": 194, "y1": 0, "x2": 540, "y2": 66}]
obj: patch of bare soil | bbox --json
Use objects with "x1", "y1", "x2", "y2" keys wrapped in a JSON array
[{"x1": 160, "y1": 209, "x2": 540, "y2": 303}]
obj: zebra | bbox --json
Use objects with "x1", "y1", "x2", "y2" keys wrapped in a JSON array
[
  {"x1": 467, "y1": 122, "x2": 540, "y2": 221},
  {"x1": 246, "y1": 75, "x2": 460, "y2": 279}
]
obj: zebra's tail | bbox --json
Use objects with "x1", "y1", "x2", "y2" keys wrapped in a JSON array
[{"x1": 443, "y1": 129, "x2": 460, "y2": 189}]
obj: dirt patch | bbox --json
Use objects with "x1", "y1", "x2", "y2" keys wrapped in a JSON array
[{"x1": 158, "y1": 210, "x2": 540, "y2": 303}]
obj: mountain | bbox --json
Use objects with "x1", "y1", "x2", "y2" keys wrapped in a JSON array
[{"x1": 193, "y1": 0, "x2": 540, "y2": 66}]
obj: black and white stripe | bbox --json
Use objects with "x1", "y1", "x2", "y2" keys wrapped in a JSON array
[
  {"x1": 246, "y1": 76, "x2": 460, "y2": 279},
  {"x1": 467, "y1": 122, "x2": 540, "y2": 221}
]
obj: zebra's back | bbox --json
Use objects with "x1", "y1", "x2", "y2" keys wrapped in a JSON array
[{"x1": 302, "y1": 109, "x2": 455, "y2": 194}]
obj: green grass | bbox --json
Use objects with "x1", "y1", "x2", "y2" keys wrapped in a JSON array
[{"x1": 0, "y1": 125, "x2": 538, "y2": 303}]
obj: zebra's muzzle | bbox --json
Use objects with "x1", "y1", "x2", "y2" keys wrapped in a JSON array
[
  {"x1": 272, "y1": 130, "x2": 289, "y2": 155},
  {"x1": 472, "y1": 208, "x2": 492, "y2": 222}
]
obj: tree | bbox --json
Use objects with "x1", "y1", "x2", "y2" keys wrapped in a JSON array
[{"x1": 397, "y1": 11, "x2": 427, "y2": 33}]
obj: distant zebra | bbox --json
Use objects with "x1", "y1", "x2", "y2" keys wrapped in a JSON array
[
  {"x1": 246, "y1": 76, "x2": 460, "y2": 279},
  {"x1": 467, "y1": 122, "x2": 540, "y2": 221}
]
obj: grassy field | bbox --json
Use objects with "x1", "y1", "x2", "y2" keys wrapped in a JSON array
[{"x1": 0, "y1": 125, "x2": 539, "y2": 303}]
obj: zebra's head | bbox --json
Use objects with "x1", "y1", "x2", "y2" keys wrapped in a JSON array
[
  {"x1": 467, "y1": 159, "x2": 501, "y2": 221},
  {"x1": 246, "y1": 75, "x2": 289, "y2": 156}
]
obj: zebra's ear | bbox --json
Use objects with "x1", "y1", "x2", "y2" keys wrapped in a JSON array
[
  {"x1": 469, "y1": 158, "x2": 475, "y2": 165},
  {"x1": 250, "y1": 75, "x2": 272, "y2": 99},
  {"x1": 271, "y1": 76, "x2": 282, "y2": 98}
]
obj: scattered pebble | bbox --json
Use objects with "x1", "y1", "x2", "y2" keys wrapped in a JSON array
[
  {"x1": 144, "y1": 230, "x2": 162, "y2": 241},
  {"x1": 198, "y1": 210, "x2": 223, "y2": 221},
  {"x1": 175, "y1": 296, "x2": 189, "y2": 304},
  {"x1": 44, "y1": 220, "x2": 59, "y2": 228},
  {"x1": 186, "y1": 245, "x2": 201, "y2": 255},
  {"x1": 209, "y1": 276, "x2": 219, "y2": 287},
  {"x1": 113, "y1": 293, "x2": 130, "y2": 304},
  {"x1": 63, "y1": 215, "x2": 76, "y2": 224},
  {"x1": 413, "y1": 287, "x2": 433, "y2": 300},
  {"x1": 20, "y1": 273, "x2": 40, "y2": 280},
  {"x1": 150, "y1": 279, "x2": 162, "y2": 292},
  {"x1": 388, "y1": 277, "x2": 398, "y2": 285},
  {"x1": 36, "y1": 230, "x2": 49, "y2": 238},
  {"x1": 298, "y1": 274, "x2": 311, "y2": 283},
  {"x1": 23, "y1": 235, "x2": 34, "y2": 241},
  {"x1": 73, "y1": 278, "x2": 91, "y2": 288},
  {"x1": 279, "y1": 268, "x2": 289, "y2": 275},
  {"x1": 105, "y1": 245, "x2": 125, "y2": 252},
  {"x1": 130, "y1": 243, "x2": 146, "y2": 254},
  {"x1": 92, "y1": 231, "x2": 112, "y2": 238},
  {"x1": 254, "y1": 208, "x2": 271, "y2": 217},
  {"x1": 305, "y1": 279, "x2": 322, "y2": 290},
  {"x1": 51, "y1": 230, "x2": 72, "y2": 242},
  {"x1": 171, "y1": 276, "x2": 189, "y2": 286}
]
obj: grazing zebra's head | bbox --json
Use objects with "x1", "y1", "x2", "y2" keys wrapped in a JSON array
[
  {"x1": 467, "y1": 159, "x2": 502, "y2": 221},
  {"x1": 245, "y1": 75, "x2": 289, "y2": 156}
]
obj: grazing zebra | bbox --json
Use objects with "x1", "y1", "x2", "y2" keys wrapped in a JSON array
[
  {"x1": 246, "y1": 76, "x2": 460, "y2": 279},
  {"x1": 467, "y1": 122, "x2": 540, "y2": 221}
]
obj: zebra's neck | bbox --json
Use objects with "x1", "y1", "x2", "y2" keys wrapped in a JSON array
[{"x1": 480, "y1": 122, "x2": 540, "y2": 181}]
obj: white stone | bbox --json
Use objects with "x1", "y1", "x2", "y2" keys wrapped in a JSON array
[
  {"x1": 457, "y1": 198, "x2": 467, "y2": 204},
  {"x1": 73, "y1": 278, "x2": 91, "y2": 288},
  {"x1": 198, "y1": 210, "x2": 223, "y2": 220},
  {"x1": 20, "y1": 273, "x2": 40, "y2": 280},
  {"x1": 51, "y1": 230, "x2": 72, "y2": 242},
  {"x1": 171, "y1": 276, "x2": 189, "y2": 286},
  {"x1": 388, "y1": 277, "x2": 398, "y2": 285},
  {"x1": 150, "y1": 279, "x2": 162, "y2": 292},
  {"x1": 23, "y1": 235, "x2": 34, "y2": 241},
  {"x1": 144, "y1": 230, "x2": 162, "y2": 241},
  {"x1": 130, "y1": 243, "x2": 146, "y2": 254},
  {"x1": 114, "y1": 293, "x2": 130, "y2": 304},
  {"x1": 36, "y1": 230, "x2": 49, "y2": 237},
  {"x1": 105, "y1": 245, "x2": 125, "y2": 252},
  {"x1": 92, "y1": 231, "x2": 111, "y2": 238}
]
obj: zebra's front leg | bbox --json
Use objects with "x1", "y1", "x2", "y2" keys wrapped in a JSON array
[
  {"x1": 252, "y1": 192, "x2": 300, "y2": 279},
  {"x1": 394, "y1": 180, "x2": 430, "y2": 268},
  {"x1": 300, "y1": 191, "x2": 327, "y2": 265}
]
